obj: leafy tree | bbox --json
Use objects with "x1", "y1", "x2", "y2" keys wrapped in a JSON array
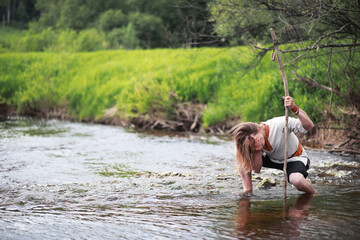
[
  {"x1": 3, "y1": 0, "x2": 221, "y2": 48},
  {"x1": 166, "y1": 0, "x2": 224, "y2": 47},
  {"x1": 0, "y1": 0, "x2": 11, "y2": 25},
  {"x1": 36, "y1": 0, "x2": 62, "y2": 27},
  {"x1": 210, "y1": 0, "x2": 360, "y2": 147},
  {"x1": 107, "y1": 23, "x2": 140, "y2": 49},
  {"x1": 96, "y1": 9, "x2": 127, "y2": 32},
  {"x1": 33, "y1": 0, "x2": 219, "y2": 48},
  {"x1": 57, "y1": 0, "x2": 104, "y2": 30},
  {"x1": 210, "y1": 0, "x2": 360, "y2": 45},
  {"x1": 0, "y1": 0, "x2": 38, "y2": 26},
  {"x1": 128, "y1": 12, "x2": 164, "y2": 48}
]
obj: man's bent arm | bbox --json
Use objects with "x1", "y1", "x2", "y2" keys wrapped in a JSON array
[
  {"x1": 297, "y1": 109, "x2": 314, "y2": 131},
  {"x1": 284, "y1": 96, "x2": 314, "y2": 131}
]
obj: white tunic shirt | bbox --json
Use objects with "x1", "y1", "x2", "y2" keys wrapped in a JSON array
[{"x1": 262, "y1": 116, "x2": 309, "y2": 166}]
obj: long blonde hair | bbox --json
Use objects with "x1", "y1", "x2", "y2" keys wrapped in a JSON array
[{"x1": 234, "y1": 122, "x2": 259, "y2": 173}]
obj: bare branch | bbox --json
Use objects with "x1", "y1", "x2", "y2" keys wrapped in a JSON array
[
  {"x1": 292, "y1": 71, "x2": 352, "y2": 103},
  {"x1": 286, "y1": 25, "x2": 348, "y2": 64},
  {"x1": 255, "y1": 42, "x2": 360, "y2": 53}
]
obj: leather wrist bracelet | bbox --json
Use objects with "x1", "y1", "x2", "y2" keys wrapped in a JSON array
[{"x1": 290, "y1": 104, "x2": 299, "y2": 115}]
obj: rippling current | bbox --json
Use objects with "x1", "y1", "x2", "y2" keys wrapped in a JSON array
[{"x1": 1, "y1": 118, "x2": 359, "y2": 239}]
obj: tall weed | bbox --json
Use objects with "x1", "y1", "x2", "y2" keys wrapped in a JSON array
[{"x1": 1, "y1": 47, "x2": 354, "y2": 127}]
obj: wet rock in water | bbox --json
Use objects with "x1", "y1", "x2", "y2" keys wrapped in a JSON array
[
  {"x1": 106, "y1": 195, "x2": 119, "y2": 201},
  {"x1": 135, "y1": 171, "x2": 191, "y2": 178},
  {"x1": 160, "y1": 180, "x2": 176, "y2": 185},
  {"x1": 156, "y1": 195, "x2": 175, "y2": 200},
  {"x1": 216, "y1": 176, "x2": 235, "y2": 180},
  {"x1": 255, "y1": 178, "x2": 276, "y2": 189},
  {"x1": 158, "y1": 172, "x2": 188, "y2": 177}
]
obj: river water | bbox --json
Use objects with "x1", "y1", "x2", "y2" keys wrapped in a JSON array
[{"x1": 0, "y1": 118, "x2": 359, "y2": 239}]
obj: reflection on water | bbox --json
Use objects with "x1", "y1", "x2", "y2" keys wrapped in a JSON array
[
  {"x1": 1, "y1": 118, "x2": 360, "y2": 239},
  {"x1": 235, "y1": 195, "x2": 313, "y2": 239}
]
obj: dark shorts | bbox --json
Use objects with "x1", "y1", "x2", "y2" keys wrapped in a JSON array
[{"x1": 262, "y1": 154, "x2": 310, "y2": 182}]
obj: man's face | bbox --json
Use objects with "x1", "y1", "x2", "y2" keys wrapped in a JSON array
[{"x1": 248, "y1": 131, "x2": 264, "y2": 151}]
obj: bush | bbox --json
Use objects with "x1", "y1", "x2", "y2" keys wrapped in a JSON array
[
  {"x1": 76, "y1": 29, "x2": 105, "y2": 52},
  {"x1": 17, "y1": 28, "x2": 56, "y2": 52},
  {"x1": 2, "y1": 26, "x2": 106, "y2": 52},
  {"x1": 97, "y1": 10, "x2": 127, "y2": 32},
  {"x1": 46, "y1": 29, "x2": 78, "y2": 52},
  {"x1": 107, "y1": 24, "x2": 140, "y2": 49},
  {"x1": 128, "y1": 12, "x2": 164, "y2": 48},
  {"x1": 202, "y1": 104, "x2": 227, "y2": 127}
]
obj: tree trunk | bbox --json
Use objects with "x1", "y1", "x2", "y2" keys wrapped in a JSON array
[{"x1": 7, "y1": 0, "x2": 11, "y2": 25}]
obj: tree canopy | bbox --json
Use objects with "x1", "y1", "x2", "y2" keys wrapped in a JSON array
[
  {"x1": 1, "y1": 0, "x2": 220, "y2": 48},
  {"x1": 210, "y1": 0, "x2": 360, "y2": 142},
  {"x1": 210, "y1": 0, "x2": 360, "y2": 45}
]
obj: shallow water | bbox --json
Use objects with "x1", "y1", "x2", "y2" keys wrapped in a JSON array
[{"x1": 0, "y1": 118, "x2": 359, "y2": 239}]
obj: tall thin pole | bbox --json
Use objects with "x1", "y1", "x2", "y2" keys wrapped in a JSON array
[{"x1": 270, "y1": 28, "x2": 289, "y2": 199}]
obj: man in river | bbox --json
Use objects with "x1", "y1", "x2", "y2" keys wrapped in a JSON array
[{"x1": 234, "y1": 96, "x2": 315, "y2": 195}]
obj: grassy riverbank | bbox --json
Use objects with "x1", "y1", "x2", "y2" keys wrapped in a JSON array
[{"x1": 0, "y1": 47, "x2": 351, "y2": 134}]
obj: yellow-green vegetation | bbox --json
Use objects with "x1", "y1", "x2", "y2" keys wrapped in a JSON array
[
  {"x1": 0, "y1": 26, "x2": 105, "y2": 53},
  {"x1": 1, "y1": 46, "x2": 347, "y2": 129}
]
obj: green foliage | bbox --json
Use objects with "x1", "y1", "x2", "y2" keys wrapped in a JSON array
[
  {"x1": 202, "y1": 103, "x2": 227, "y2": 127},
  {"x1": 210, "y1": 0, "x2": 360, "y2": 45},
  {"x1": 2, "y1": 0, "x2": 217, "y2": 50},
  {"x1": 107, "y1": 24, "x2": 140, "y2": 49},
  {"x1": 128, "y1": 12, "x2": 164, "y2": 48},
  {"x1": 0, "y1": 53, "x2": 68, "y2": 113},
  {"x1": 56, "y1": 0, "x2": 104, "y2": 30},
  {"x1": 0, "y1": 0, "x2": 39, "y2": 26},
  {"x1": 209, "y1": 0, "x2": 272, "y2": 45},
  {"x1": 32, "y1": 0, "x2": 215, "y2": 48},
  {"x1": 46, "y1": 29, "x2": 79, "y2": 52},
  {"x1": 16, "y1": 27, "x2": 56, "y2": 51},
  {"x1": 97, "y1": 9, "x2": 127, "y2": 32},
  {"x1": 76, "y1": 29, "x2": 105, "y2": 52},
  {"x1": 36, "y1": 0, "x2": 62, "y2": 27},
  {"x1": 2, "y1": 26, "x2": 106, "y2": 52},
  {"x1": 1, "y1": 47, "x2": 356, "y2": 127}
]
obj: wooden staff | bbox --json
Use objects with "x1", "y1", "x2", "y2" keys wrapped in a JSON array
[{"x1": 270, "y1": 28, "x2": 289, "y2": 199}]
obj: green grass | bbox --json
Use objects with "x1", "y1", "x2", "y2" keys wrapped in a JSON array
[
  {"x1": 0, "y1": 26, "x2": 105, "y2": 53},
  {"x1": 0, "y1": 46, "x2": 354, "y2": 128}
]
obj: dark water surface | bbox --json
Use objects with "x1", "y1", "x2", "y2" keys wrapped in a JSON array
[{"x1": 1, "y1": 118, "x2": 359, "y2": 239}]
